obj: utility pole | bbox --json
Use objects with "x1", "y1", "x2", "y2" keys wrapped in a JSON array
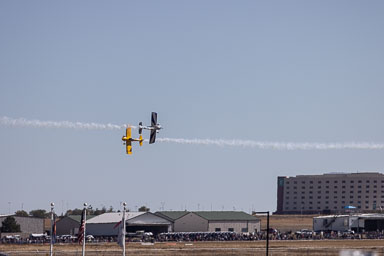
[
  {"x1": 50, "y1": 203, "x2": 54, "y2": 256},
  {"x1": 253, "y1": 211, "x2": 270, "y2": 256}
]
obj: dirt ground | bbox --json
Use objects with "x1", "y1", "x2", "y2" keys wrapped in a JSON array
[
  {"x1": 1, "y1": 240, "x2": 384, "y2": 256},
  {"x1": 257, "y1": 214, "x2": 316, "y2": 232}
]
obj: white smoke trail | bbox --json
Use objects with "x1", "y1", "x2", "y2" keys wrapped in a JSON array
[
  {"x1": 0, "y1": 116, "x2": 136, "y2": 130},
  {"x1": 2, "y1": 116, "x2": 383, "y2": 150},
  {"x1": 156, "y1": 138, "x2": 384, "y2": 150}
]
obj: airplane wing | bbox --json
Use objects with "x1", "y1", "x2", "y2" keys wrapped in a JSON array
[
  {"x1": 126, "y1": 127, "x2": 132, "y2": 139},
  {"x1": 126, "y1": 141, "x2": 132, "y2": 154},
  {"x1": 138, "y1": 122, "x2": 143, "y2": 135},
  {"x1": 149, "y1": 130, "x2": 156, "y2": 144},
  {"x1": 151, "y1": 112, "x2": 157, "y2": 127}
]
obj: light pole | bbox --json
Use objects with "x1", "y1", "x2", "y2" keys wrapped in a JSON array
[
  {"x1": 254, "y1": 211, "x2": 270, "y2": 256},
  {"x1": 50, "y1": 203, "x2": 54, "y2": 256},
  {"x1": 82, "y1": 203, "x2": 87, "y2": 256},
  {"x1": 122, "y1": 202, "x2": 127, "y2": 256}
]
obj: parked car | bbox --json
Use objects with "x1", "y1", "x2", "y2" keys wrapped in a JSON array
[
  {"x1": 262, "y1": 228, "x2": 278, "y2": 234},
  {"x1": 86, "y1": 235, "x2": 94, "y2": 241},
  {"x1": 295, "y1": 229, "x2": 313, "y2": 235}
]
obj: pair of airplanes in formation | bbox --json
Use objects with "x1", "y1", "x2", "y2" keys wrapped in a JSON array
[{"x1": 121, "y1": 112, "x2": 162, "y2": 155}]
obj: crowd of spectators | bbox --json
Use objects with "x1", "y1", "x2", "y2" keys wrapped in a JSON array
[
  {"x1": 0, "y1": 234, "x2": 50, "y2": 244},
  {"x1": 157, "y1": 232, "x2": 244, "y2": 242},
  {"x1": 156, "y1": 230, "x2": 384, "y2": 242},
  {"x1": 3, "y1": 230, "x2": 384, "y2": 244}
]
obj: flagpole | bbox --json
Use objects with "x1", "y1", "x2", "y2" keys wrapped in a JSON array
[
  {"x1": 82, "y1": 203, "x2": 87, "y2": 256},
  {"x1": 50, "y1": 202, "x2": 54, "y2": 256},
  {"x1": 122, "y1": 202, "x2": 126, "y2": 256}
]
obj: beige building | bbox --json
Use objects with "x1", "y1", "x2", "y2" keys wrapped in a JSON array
[
  {"x1": 156, "y1": 211, "x2": 261, "y2": 233},
  {"x1": 276, "y1": 172, "x2": 384, "y2": 214}
]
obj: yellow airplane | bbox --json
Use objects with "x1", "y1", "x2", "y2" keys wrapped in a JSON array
[{"x1": 122, "y1": 127, "x2": 143, "y2": 155}]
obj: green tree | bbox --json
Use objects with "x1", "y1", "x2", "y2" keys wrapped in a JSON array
[
  {"x1": 138, "y1": 206, "x2": 150, "y2": 212},
  {"x1": 29, "y1": 209, "x2": 49, "y2": 218},
  {"x1": 93, "y1": 208, "x2": 107, "y2": 216},
  {"x1": 65, "y1": 208, "x2": 83, "y2": 216},
  {"x1": 15, "y1": 210, "x2": 29, "y2": 217},
  {"x1": 1, "y1": 216, "x2": 21, "y2": 232}
]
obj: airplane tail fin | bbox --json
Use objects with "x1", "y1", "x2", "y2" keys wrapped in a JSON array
[
  {"x1": 139, "y1": 122, "x2": 143, "y2": 135},
  {"x1": 139, "y1": 135, "x2": 143, "y2": 146}
]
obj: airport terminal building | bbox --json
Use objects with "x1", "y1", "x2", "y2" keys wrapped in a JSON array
[{"x1": 276, "y1": 172, "x2": 384, "y2": 214}]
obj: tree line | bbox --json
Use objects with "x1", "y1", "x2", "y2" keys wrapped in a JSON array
[
  {"x1": 1, "y1": 205, "x2": 150, "y2": 233},
  {"x1": 12, "y1": 205, "x2": 150, "y2": 219}
]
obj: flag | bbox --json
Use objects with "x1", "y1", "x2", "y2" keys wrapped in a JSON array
[
  {"x1": 113, "y1": 220, "x2": 122, "y2": 229},
  {"x1": 78, "y1": 209, "x2": 86, "y2": 244},
  {"x1": 114, "y1": 214, "x2": 124, "y2": 248},
  {"x1": 52, "y1": 214, "x2": 57, "y2": 244},
  {"x1": 117, "y1": 223, "x2": 124, "y2": 248}
]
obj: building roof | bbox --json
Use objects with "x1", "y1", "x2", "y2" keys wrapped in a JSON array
[
  {"x1": 0, "y1": 215, "x2": 45, "y2": 220},
  {"x1": 155, "y1": 211, "x2": 189, "y2": 221},
  {"x1": 314, "y1": 215, "x2": 349, "y2": 219},
  {"x1": 128, "y1": 213, "x2": 172, "y2": 225},
  {"x1": 194, "y1": 211, "x2": 260, "y2": 221},
  {"x1": 283, "y1": 172, "x2": 384, "y2": 179},
  {"x1": 86, "y1": 212, "x2": 145, "y2": 224},
  {"x1": 315, "y1": 213, "x2": 384, "y2": 219},
  {"x1": 68, "y1": 215, "x2": 96, "y2": 223}
]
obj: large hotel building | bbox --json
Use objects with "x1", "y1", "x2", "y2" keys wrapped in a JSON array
[{"x1": 276, "y1": 172, "x2": 384, "y2": 214}]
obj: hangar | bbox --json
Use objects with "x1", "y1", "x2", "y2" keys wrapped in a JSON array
[
  {"x1": 56, "y1": 215, "x2": 95, "y2": 235},
  {"x1": 314, "y1": 213, "x2": 384, "y2": 232},
  {"x1": 156, "y1": 211, "x2": 261, "y2": 233},
  {"x1": 0, "y1": 215, "x2": 44, "y2": 238},
  {"x1": 86, "y1": 212, "x2": 172, "y2": 236}
]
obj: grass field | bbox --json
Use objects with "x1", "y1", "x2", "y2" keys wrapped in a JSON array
[{"x1": 1, "y1": 240, "x2": 384, "y2": 256}]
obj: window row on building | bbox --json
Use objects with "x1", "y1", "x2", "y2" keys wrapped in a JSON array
[
  {"x1": 286, "y1": 185, "x2": 383, "y2": 190},
  {"x1": 285, "y1": 205, "x2": 378, "y2": 210},
  {"x1": 286, "y1": 180, "x2": 384, "y2": 185},
  {"x1": 286, "y1": 195, "x2": 384, "y2": 199}
]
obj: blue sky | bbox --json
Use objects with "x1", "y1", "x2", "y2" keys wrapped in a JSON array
[{"x1": 1, "y1": 0, "x2": 383, "y2": 215}]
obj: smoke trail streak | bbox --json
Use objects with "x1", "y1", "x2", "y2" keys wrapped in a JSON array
[
  {"x1": 2, "y1": 116, "x2": 383, "y2": 150},
  {"x1": 156, "y1": 138, "x2": 384, "y2": 150},
  {"x1": 0, "y1": 116, "x2": 136, "y2": 130}
]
